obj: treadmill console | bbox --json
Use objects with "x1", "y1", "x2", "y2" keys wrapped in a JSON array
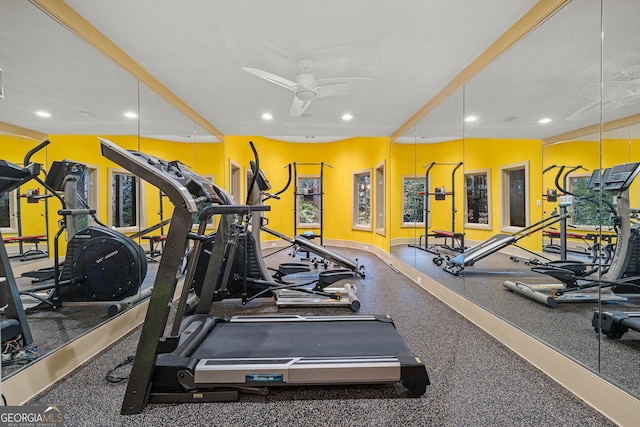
[
  {"x1": 586, "y1": 168, "x2": 611, "y2": 191},
  {"x1": 602, "y1": 162, "x2": 640, "y2": 192},
  {"x1": 0, "y1": 160, "x2": 41, "y2": 195},
  {"x1": 131, "y1": 152, "x2": 220, "y2": 204}
]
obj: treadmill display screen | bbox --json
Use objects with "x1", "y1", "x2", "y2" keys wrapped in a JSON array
[{"x1": 602, "y1": 162, "x2": 640, "y2": 192}]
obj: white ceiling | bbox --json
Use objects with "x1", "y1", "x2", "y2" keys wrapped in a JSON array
[{"x1": 1, "y1": 1, "x2": 639, "y2": 143}]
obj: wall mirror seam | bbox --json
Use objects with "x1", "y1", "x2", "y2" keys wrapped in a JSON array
[{"x1": 1, "y1": 0, "x2": 640, "y2": 421}]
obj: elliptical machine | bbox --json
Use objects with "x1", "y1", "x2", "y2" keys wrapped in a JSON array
[{"x1": 20, "y1": 146, "x2": 147, "y2": 309}]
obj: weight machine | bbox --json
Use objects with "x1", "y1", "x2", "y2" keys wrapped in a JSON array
[
  {"x1": 292, "y1": 162, "x2": 331, "y2": 253},
  {"x1": 259, "y1": 161, "x2": 365, "y2": 279},
  {"x1": 6, "y1": 185, "x2": 50, "y2": 261},
  {"x1": 409, "y1": 161, "x2": 464, "y2": 256}
]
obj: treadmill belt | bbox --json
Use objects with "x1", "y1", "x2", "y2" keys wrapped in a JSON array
[{"x1": 191, "y1": 320, "x2": 410, "y2": 359}]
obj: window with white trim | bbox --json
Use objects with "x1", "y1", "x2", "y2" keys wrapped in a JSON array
[
  {"x1": 353, "y1": 169, "x2": 372, "y2": 230},
  {"x1": 76, "y1": 166, "x2": 98, "y2": 230},
  {"x1": 0, "y1": 190, "x2": 16, "y2": 232},
  {"x1": 110, "y1": 170, "x2": 141, "y2": 231},
  {"x1": 465, "y1": 169, "x2": 491, "y2": 229},
  {"x1": 402, "y1": 176, "x2": 425, "y2": 227},
  {"x1": 375, "y1": 162, "x2": 385, "y2": 235}
]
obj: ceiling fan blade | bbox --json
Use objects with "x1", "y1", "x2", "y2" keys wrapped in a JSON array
[
  {"x1": 313, "y1": 77, "x2": 375, "y2": 87},
  {"x1": 290, "y1": 96, "x2": 313, "y2": 117},
  {"x1": 579, "y1": 81, "x2": 640, "y2": 102},
  {"x1": 242, "y1": 67, "x2": 297, "y2": 91},
  {"x1": 567, "y1": 99, "x2": 620, "y2": 121},
  {"x1": 316, "y1": 83, "x2": 352, "y2": 98}
]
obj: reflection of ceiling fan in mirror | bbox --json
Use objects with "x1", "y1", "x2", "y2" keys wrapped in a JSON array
[
  {"x1": 242, "y1": 59, "x2": 374, "y2": 117},
  {"x1": 567, "y1": 64, "x2": 640, "y2": 121}
]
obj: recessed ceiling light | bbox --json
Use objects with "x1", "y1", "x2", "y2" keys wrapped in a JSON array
[
  {"x1": 342, "y1": 113, "x2": 353, "y2": 121},
  {"x1": 464, "y1": 115, "x2": 477, "y2": 122},
  {"x1": 35, "y1": 111, "x2": 51, "y2": 118},
  {"x1": 538, "y1": 117, "x2": 552, "y2": 124},
  {"x1": 124, "y1": 111, "x2": 138, "y2": 119},
  {"x1": 262, "y1": 113, "x2": 273, "y2": 120}
]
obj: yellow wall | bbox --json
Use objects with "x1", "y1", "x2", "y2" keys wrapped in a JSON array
[
  {"x1": 224, "y1": 135, "x2": 391, "y2": 250},
  {"x1": 5, "y1": 132, "x2": 640, "y2": 259}
]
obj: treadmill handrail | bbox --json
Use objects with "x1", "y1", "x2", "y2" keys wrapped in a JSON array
[{"x1": 198, "y1": 204, "x2": 270, "y2": 222}]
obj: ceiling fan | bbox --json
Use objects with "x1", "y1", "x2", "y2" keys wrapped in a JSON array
[
  {"x1": 567, "y1": 64, "x2": 640, "y2": 121},
  {"x1": 242, "y1": 59, "x2": 374, "y2": 117}
]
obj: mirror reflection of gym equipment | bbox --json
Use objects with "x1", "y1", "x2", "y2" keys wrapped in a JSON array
[
  {"x1": 505, "y1": 162, "x2": 640, "y2": 307},
  {"x1": 1, "y1": 141, "x2": 149, "y2": 312},
  {"x1": 409, "y1": 162, "x2": 465, "y2": 262}
]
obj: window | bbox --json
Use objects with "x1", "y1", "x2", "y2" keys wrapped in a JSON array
[
  {"x1": 229, "y1": 160, "x2": 241, "y2": 203},
  {"x1": 0, "y1": 190, "x2": 16, "y2": 232},
  {"x1": 75, "y1": 166, "x2": 98, "y2": 230},
  {"x1": 568, "y1": 175, "x2": 614, "y2": 228},
  {"x1": 375, "y1": 162, "x2": 385, "y2": 236},
  {"x1": 402, "y1": 176, "x2": 425, "y2": 226},
  {"x1": 353, "y1": 169, "x2": 372, "y2": 230},
  {"x1": 465, "y1": 170, "x2": 491, "y2": 229},
  {"x1": 500, "y1": 163, "x2": 529, "y2": 230},
  {"x1": 110, "y1": 170, "x2": 140, "y2": 230},
  {"x1": 297, "y1": 175, "x2": 321, "y2": 228}
]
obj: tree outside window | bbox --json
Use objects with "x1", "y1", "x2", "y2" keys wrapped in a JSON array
[
  {"x1": 112, "y1": 172, "x2": 138, "y2": 228},
  {"x1": 403, "y1": 177, "x2": 425, "y2": 225},
  {"x1": 0, "y1": 193, "x2": 11, "y2": 228},
  {"x1": 353, "y1": 171, "x2": 371, "y2": 228},
  {"x1": 297, "y1": 177, "x2": 321, "y2": 226},
  {"x1": 465, "y1": 172, "x2": 489, "y2": 225}
]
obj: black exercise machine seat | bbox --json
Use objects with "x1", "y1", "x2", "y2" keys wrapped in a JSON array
[{"x1": 98, "y1": 138, "x2": 429, "y2": 415}]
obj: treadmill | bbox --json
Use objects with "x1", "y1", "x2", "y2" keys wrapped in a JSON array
[
  {"x1": 99, "y1": 139, "x2": 429, "y2": 415},
  {"x1": 0, "y1": 141, "x2": 50, "y2": 347}
]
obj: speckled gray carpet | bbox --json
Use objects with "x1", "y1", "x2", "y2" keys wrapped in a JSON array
[{"x1": 28, "y1": 248, "x2": 615, "y2": 426}]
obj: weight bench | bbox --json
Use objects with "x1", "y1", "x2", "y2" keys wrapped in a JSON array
[
  {"x1": 293, "y1": 232, "x2": 322, "y2": 260},
  {"x1": 141, "y1": 235, "x2": 167, "y2": 261},
  {"x1": 3, "y1": 235, "x2": 48, "y2": 261},
  {"x1": 543, "y1": 229, "x2": 616, "y2": 262},
  {"x1": 428, "y1": 229, "x2": 465, "y2": 253}
]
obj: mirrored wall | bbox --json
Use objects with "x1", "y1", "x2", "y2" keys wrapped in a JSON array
[
  {"x1": 391, "y1": 0, "x2": 640, "y2": 399},
  {"x1": 0, "y1": 1, "x2": 212, "y2": 380}
]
